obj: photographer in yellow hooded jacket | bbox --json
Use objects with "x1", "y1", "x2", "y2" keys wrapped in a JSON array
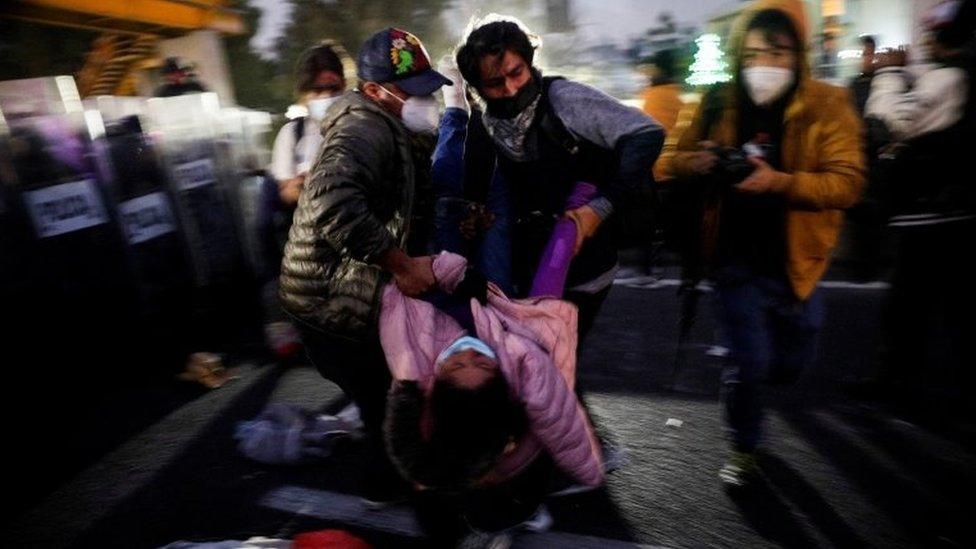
[{"x1": 670, "y1": 0, "x2": 865, "y2": 487}]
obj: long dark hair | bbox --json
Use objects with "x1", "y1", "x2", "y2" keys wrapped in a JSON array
[
  {"x1": 294, "y1": 40, "x2": 349, "y2": 95},
  {"x1": 384, "y1": 375, "x2": 528, "y2": 490}
]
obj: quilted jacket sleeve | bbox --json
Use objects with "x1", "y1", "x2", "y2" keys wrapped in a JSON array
[
  {"x1": 303, "y1": 112, "x2": 397, "y2": 264},
  {"x1": 515, "y1": 344, "x2": 604, "y2": 486}
]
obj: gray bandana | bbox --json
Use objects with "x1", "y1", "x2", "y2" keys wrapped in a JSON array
[{"x1": 480, "y1": 95, "x2": 542, "y2": 161}]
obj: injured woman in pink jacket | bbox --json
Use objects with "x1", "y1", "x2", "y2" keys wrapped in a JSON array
[{"x1": 378, "y1": 183, "x2": 604, "y2": 539}]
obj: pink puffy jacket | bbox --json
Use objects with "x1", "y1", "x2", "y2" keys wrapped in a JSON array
[{"x1": 379, "y1": 252, "x2": 604, "y2": 487}]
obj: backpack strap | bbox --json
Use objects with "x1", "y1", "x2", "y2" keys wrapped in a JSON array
[
  {"x1": 292, "y1": 116, "x2": 307, "y2": 168},
  {"x1": 539, "y1": 76, "x2": 580, "y2": 155}
]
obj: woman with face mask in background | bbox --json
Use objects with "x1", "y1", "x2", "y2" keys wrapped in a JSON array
[
  {"x1": 259, "y1": 41, "x2": 350, "y2": 360},
  {"x1": 262, "y1": 40, "x2": 350, "y2": 268},
  {"x1": 269, "y1": 41, "x2": 350, "y2": 208},
  {"x1": 670, "y1": 0, "x2": 864, "y2": 488}
]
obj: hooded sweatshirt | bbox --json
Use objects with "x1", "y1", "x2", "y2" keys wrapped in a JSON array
[{"x1": 671, "y1": 0, "x2": 865, "y2": 299}]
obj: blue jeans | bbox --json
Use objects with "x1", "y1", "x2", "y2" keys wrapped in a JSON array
[
  {"x1": 431, "y1": 108, "x2": 512, "y2": 294},
  {"x1": 715, "y1": 267, "x2": 824, "y2": 452}
]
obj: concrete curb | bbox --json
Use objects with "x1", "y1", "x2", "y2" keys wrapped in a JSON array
[{"x1": 9, "y1": 362, "x2": 280, "y2": 549}]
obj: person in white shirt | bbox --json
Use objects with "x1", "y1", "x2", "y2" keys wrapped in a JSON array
[
  {"x1": 270, "y1": 40, "x2": 351, "y2": 206},
  {"x1": 260, "y1": 41, "x2": 352, "y2": 361}
]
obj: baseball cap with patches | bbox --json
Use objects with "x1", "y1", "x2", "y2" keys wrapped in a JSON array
[{"x1": 357, "y1": 27, "x2": 452, "y2": 96}]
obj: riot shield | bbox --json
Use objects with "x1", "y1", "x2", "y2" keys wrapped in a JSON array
[{"x1": 0, "y1": 77, "x2": 141, "y2": 386}]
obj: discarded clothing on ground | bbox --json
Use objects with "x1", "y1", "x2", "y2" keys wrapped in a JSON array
[{"x1": 234, "y1": 402, "x2": 362, "y2": 465}]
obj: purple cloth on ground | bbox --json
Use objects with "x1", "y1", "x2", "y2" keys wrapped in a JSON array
[{"x1": 529, "y1": 182, "x2": 599, "y2": 298}]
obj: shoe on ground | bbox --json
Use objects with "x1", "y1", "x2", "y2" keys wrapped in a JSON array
[{"x1": 719, "y1": 451, "x2": 760, "y2": 487}]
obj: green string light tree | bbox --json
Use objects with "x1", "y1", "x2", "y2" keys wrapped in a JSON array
[{"x1": 686, "y1": 33, "x2": 732, "y2": 86}]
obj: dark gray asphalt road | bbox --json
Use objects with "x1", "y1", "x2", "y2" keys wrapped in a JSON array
[{"x1": 8, "y1": 280, "x2": 976, "y2": 548}]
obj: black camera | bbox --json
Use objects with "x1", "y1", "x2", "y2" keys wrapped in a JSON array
[
  {"x1": 709, "y1": 141, "x2": 773, "y2": 187},
  {"x1": 710, "y1": 147, "x2": 754, "y2": 186}
]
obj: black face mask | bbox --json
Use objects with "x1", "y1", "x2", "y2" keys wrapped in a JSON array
[{"x1": 484, "y1": 71, "x2": 541, "y2": 119}]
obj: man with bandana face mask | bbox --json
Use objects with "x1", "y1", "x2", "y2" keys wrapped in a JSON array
[
  {"x1": 453, "y1": 18, "x2": 662, "y2": 493},
  {"x1": 279, "y1": 27, "x2": 451, "y2": 506},
  {"x1": 455, "y1": 16, "x2": 664, "y2": 341},
  {"x1": 671, "y1": 0, "x2": 864, "y2": 488}
]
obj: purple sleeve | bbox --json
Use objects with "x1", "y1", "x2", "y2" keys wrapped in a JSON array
[{"x1": 528, "y1": 182, "x2": 599, "y2": 297}]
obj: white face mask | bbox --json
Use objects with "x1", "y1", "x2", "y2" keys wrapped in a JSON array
[
  {"x1": 742, "y1": 66, "x2": 795, "y2": 106},
  {"x1": 307, "y1": 95, "x2": 340, "y2": 121},
  {"x1": 380, "y1": 86, "x2": 440, "y2": 134}
]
